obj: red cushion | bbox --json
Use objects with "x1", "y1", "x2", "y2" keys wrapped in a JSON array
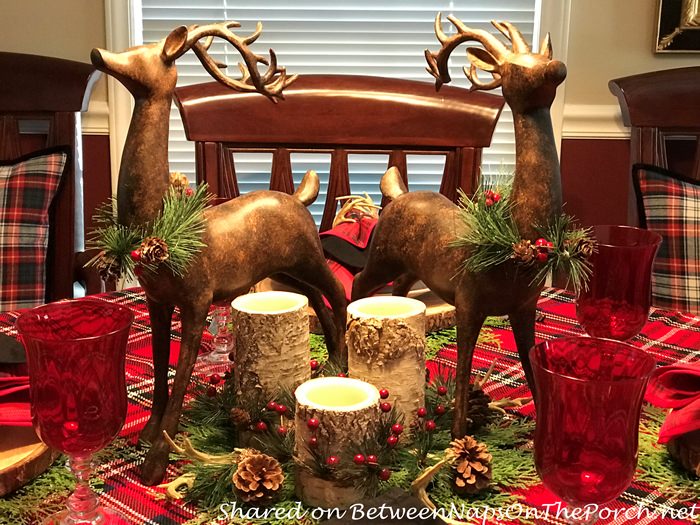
[{"x1": 0, "y1": 148, "x2": 67, "y2": 311}]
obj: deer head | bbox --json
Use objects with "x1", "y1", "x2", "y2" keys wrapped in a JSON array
[
  {"x1": 91, "y1": 21, "x2": 297, "y2": 101},
  {"x1": 425, "y1": 14, "x2": 566, "y2": 113}
]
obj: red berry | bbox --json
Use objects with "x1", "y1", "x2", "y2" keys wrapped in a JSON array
[
  {"x1": 435, "y1": 404, "x2": 447, "y2": 416},
  {"x1": 209, "y1": 374, "x2": 221, "y2": 385},
  {"x1": 484, "y1": 189, "x2": 494, "y2": 199},
  {"x1": 425, "y1": 420, "x2": 437, "y2": 432},
  {"x1": 130, "y1": 250, "x2": 141, "y2": 261},
  {"x1": 353, "y1": 454, "x2": 366, "y2": 465},
  {"x1": 307, "y1": 418, "x2": 320, "y2": 430},
  {"x1": 485, "y1": 198, "x2": 494, "y2": 207},
  {"x1": 308, "y1": 436, "x2": 319, "y2": 448},
  {"x1": 536, "y1": 251, "x2": 549, "y2": 263},
  {"x1": 277, "y1": 426, "x2": 288, "y2": 437},
  {"x1": 326, "y1": 455, "x2": 340, "y2": 467},
  {"x1": 437, "y1": 386, "x2": 448, "y2": 396},
  {"x1": 380, "y1": 402, "x2": 392, "y2": 413},
  {"x1": 266, "y1": 401, "x2": 278, "y2": 411},
  {"x1": 185, "y1": 187, "x2": 194, "y2": 196},
  {"x1": 310, "y1": 359, "x2": 319, "y2": 371},
  {"x1": 386, "y1": 435, "x2": 399, "y2": 448},
  {"x1": 255, "y1": 421, "x2": 268, "y2": 432},
  {"x1": 275, "y1": 404, "x2": 288, "y2": 415},
  {"x1": 378, "y1": 468, "x2": 392, "y2": 481},
  {"x1": 206, "y1": 386, "x2": 217, "y2": 397},
  {"x1": 492, "y1": 193, "x2": 501, "y2": 203},
  {"x1": 379, "y1": 388, "x2": 390, "y2": 399},
  {"x1": 535, "y1": 238, "x2": 549, "y2": 247},
  {"x1": 391, "y1": 423, "x2": 404, "y2": 435},
  {"x1": 417, "y1": 407, "x2": 428, "y2": 418},
  {"x1": 367, "y1": 454, "x2": 378, "y2": 464},
  {"x1": 337, "y1": 372, "x2": 347, "y2": 378}
]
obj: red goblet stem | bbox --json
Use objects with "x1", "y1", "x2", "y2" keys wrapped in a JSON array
[{"x1": 65, "y1": 455, "x2": 100, "y2": 522}]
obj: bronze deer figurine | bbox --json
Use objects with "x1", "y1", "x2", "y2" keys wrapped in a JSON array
[
  {"x1": 352, "y1": 15, "x2": 566, "y2": 438},
  {"x1": 91, "y1": 22, "x2": 347, "y2": 484}
]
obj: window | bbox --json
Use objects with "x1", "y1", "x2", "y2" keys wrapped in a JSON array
[{"x1": 133, "y1": 0, "x2": 541, "y2": 224}]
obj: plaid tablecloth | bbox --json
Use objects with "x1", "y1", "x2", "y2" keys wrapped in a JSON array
[{"x1": 1, "y1": 288, "x2": 698, "y2": 524}]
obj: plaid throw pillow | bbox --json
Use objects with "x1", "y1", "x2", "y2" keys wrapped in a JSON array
[
  {"x1": 0, "y1": 148, "x2": 67, "y2": 311},
  {"x1": 633, "y1": 164, "x2": 700, "y2": 313}
]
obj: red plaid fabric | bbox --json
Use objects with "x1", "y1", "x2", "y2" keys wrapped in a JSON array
[
  {"x1": 633, "y1": 164, "x2": 700, "y2": 314},
  {"x1": 0, "y1": 148, "x2": 67, "y2": 311},
  {"x1": 1, "y1": 288, "x2": 698, "y2": 524},
  {"x1": 645, "y1": 362, "x2": 700, "y2": 442}
]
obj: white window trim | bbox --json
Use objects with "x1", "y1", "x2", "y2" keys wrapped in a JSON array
[{"x1": 104, "y1": 0, "x2": 571, "y2": 189}]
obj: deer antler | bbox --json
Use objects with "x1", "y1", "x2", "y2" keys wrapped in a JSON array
[
  {"x1": 186, "y1": 21, "x2": 297, "y2": 102},
  {"x1": 425, "y1": 14, "x2": 554, "y2": 93},
  {"x1": 425, "y1": 13, "x2": 508, "y2": 90}
]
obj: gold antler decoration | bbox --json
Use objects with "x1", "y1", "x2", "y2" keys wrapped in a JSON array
[
  {"x1": 185, "y1": 21, "x2": 297, "y2": 101},
  {"x1": 332, "y1": 194, "x2": 381, "y2": 228}
]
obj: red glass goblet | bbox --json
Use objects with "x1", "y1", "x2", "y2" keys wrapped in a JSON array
[
  {"x1": 576, "y1": 225, "x2": 661, "y2": 340},
  {"x1": 17, "y1": 299, "x2": 134, "y2": 525},
  {"x1": 530, "y1": 337, "x2": 656, "y2": 524}
]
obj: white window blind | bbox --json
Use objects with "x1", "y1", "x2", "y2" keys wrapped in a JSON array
[{"x1": 138, "y1": 0, "x2": 538, "y2": 224}]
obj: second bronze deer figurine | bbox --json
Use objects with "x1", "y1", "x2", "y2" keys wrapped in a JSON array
[
  {"x1": 353, "y1": 15, "x2": 567, "y2": 438},
  {"x1": 91, "y1": 22, "x2": 347, "y2": 484}
]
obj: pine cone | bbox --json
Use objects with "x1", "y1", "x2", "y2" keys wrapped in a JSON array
[
  {"x1": 512, "y1": 239, "x2": 536, "y2": 263},
  {"x1": 230, "y1": 407, "x2": 251, "y2": 428},
  {"x1": 574, "y1": 237, "x2": 596, "y2": 259},
  {"x1": 95, "y1": 251, "x2": 121, "y2": 282},
  {"x1": 467, "y1": 386, "x2": 494, "y2": 431},
  {"x1": 140, "y1": 236, "x2": 169, "y2": 265},
  {"x1": 667, "y1": 430, "x2": 700, "y2": 477},
  {"x1": 449, "y1": 436, "x2": 493, "y2": 496},
  {"x1": 232, "y1": 451, "x2": 284, "y2": 504}
]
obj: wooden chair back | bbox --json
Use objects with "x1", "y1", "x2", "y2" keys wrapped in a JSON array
[
  {"x1": 175, "y1": 74, "x2": 504, "y2": 231},
  {"x1": 0, "y1": 52, "x2": 102, "y2": 301},
  {"x1": 610, "y1": 66, "x2": 700, "y2": 225}
]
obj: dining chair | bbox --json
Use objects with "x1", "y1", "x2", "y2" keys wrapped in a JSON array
[
  {"x1": 609, "y1": 66, "x2": 700, "y2": 226},
  {"x1": 0, "y1": 52, "x2": 106, "y2": 307},
  {"x1": 611, "y1": 67, "x2": 700, "y2": 313},
  {"x1": 174, "y1": 74, "x2": 505, "y2": 232}
]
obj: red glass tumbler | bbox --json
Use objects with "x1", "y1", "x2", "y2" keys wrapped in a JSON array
[
  {"x1": 530, "y1": 337, "x2": 656, "y2": 524},
  {"x1": 17, "y1": 299, "x2": 134, "y2": 525},
  {"x1": 576, "y1": 225, "x2": 661, "y2": 340}
]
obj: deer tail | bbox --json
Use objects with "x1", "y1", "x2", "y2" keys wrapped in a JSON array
[
  {"x1": 380, "y1": 166, "x2": 408, "y2": 201},
  {"x1": 293, "y1": 170, "x2": 320, "y2": 207}
]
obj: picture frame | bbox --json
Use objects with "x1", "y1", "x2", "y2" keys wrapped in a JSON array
[{"x1": 656, "y1": 0, "x2": 700, "y2": 52}]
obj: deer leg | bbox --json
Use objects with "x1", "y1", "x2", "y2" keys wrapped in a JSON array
[
  {"x1": 351, "y1": 262, "x2": 400, "y2": 301},
  {"x1": 286, "y1": 260, "x2": 348, "y2": 369},
  {"x1": 141, "y1": 301, "x2": 210, "y2": 486},
  {"x1": 452, "y1": 290, "x2": 486, "y2": 439},
  {"x1": 508, "y1": 304, "x2": 538, "y2": 401},
  {"x1": 141, "y1": 299, "x2": 175, "y2": 444},
  {"x1": 391, "y1": 273, "x2": 417, "y2": 297}
]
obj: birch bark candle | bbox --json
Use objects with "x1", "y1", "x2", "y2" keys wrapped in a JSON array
[
  {"x1": 346, "y1": 296, "x2": 426, "y2": 424},
  {"x1": 294, "y1": 377, "x2": 381, "y2": 508},
  {"x1": 231, "y1": 291, "x2": 310, "y2": 403}
]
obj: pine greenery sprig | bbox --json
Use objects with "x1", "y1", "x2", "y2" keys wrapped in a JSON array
[
  {"x1": 86, "y1": 198, "x2": 142, "y2": 281},
  {"x1": 147, "y1": 184, "x2": 210, "y2": 277},
  {"x1": 86, "y1": 183, "x2": 211, "y2": 281},
  {"x1": 451, "y1": 184, "x2": 595, "y2": 294}
]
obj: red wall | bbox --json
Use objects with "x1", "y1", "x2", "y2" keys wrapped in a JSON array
[{"x1": 560, "y1": 138, "x2": 632, "y2": 228}]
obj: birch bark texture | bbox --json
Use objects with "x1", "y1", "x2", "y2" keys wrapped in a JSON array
[
  {"x1": 294, "y1": 377, "x2": 381, "y2": 508},
  {"x1": 231, "y1": 291, "x2": 310, "y2": 403},
  {"x1": 346, "y1": 296, "x2": 426, "y2": 424}
]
